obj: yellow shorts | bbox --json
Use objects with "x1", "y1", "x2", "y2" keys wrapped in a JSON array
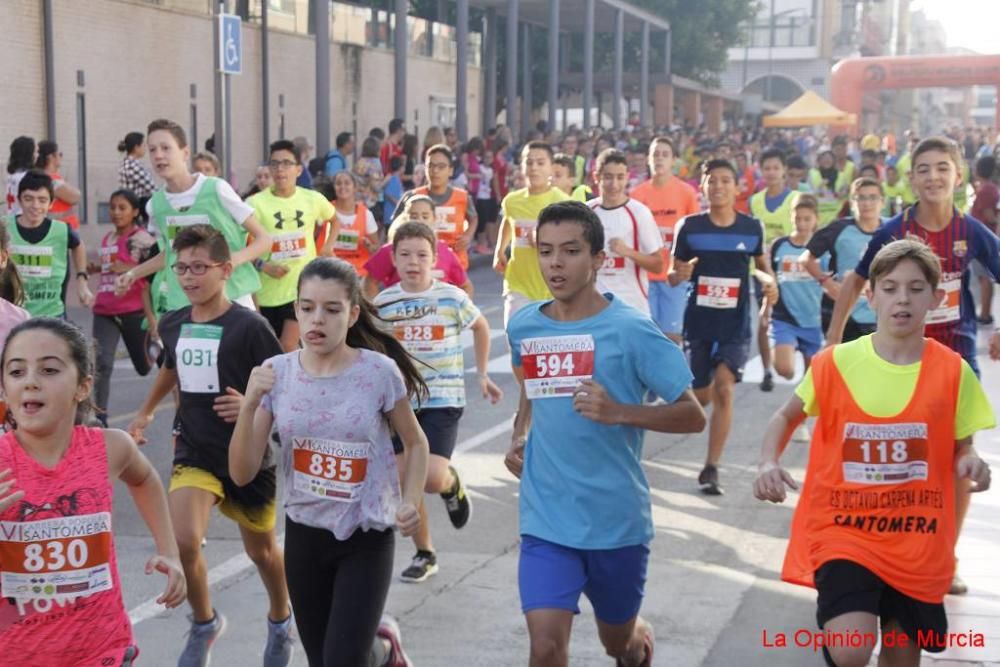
[{"x1": 169, "y1": 464, "x2": 276, "y2": 533}]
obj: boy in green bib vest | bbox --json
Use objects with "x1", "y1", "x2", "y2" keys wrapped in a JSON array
[
  {"x1": 116, "y1": 118, "x2": 271, "y2": 317},
  {"x1": 750, "y1": 149, "x2": 795, "y2": 392},
  {"x1": 248, "y1": 139, "x2": 336, "y2": 351},
  {"x1": 6, "y1": 171, "x2": 93, "y2": 317}
]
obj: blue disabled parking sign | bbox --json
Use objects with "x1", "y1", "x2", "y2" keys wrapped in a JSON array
[{"x1": 219, "y1": 13, "x2": 242, "y2": 75}]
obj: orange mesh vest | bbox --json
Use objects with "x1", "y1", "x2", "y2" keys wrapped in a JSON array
[
  {"x1": 781, "y1": 339, "x2": 960, "y2": 603},
  {"x1": 415, "y1": 186, "x2": 470, "y2": 269},
  {"x1": 331, "y1": 202, "x2": 373, "y2": 275}
]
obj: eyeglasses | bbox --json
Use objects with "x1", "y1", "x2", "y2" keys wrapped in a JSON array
[
  {"x1": 268, "y1": 159, "x2": 298, "y2": 169},
  {"x1": 171, "y1": 262, "x2": 223, "y2": 275},
  {"x1": 852, "y1": 194, "x2": 882, "y2": 203},
  {"x1": 427, "y1": 162, "x2": 451, "y2": 171}
]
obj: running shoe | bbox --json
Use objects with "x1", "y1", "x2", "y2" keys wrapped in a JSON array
[
  {"x1": 792, "y1": 423, "x2": 811, "y2": 443},
  {"x1": 760, "y1": 371, "x2": 775, "y2": 392},
  {"x1": 263, "y1": 616, "x2": 295, "y2": 667},
  {"x1": 178, "y1": 610, "x2": 227, "y2": 667},
  {"x1": 400, "y1": 550, "x2": 439, "y2": 583},
  {"x1": 441, "y1": 465, "x2": 472, "y2": 529},
  {"x1": 377, "y1": 615, "x2": 414, "y2": 667},
  {"x1": 949, "y1": 572, "x2": 968, "y2": 595},
  {"x1": 698, "y1": 464, "x2": 724, "y2": 496},
  {"x1": 977, "y1": 314, "x2": 994, "y2": 326}
]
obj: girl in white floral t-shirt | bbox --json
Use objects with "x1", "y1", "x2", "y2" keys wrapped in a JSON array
[{"x1": 230, "y1": 257, "x2": 429, "y2": 667}]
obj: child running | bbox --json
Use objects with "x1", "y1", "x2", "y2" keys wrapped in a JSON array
[
  {"x1": 493, "y1": 141, "x2": 568, "y2": 326},
  {"x1": 6, "y1": 171, "x2": 93, "y2": 317},
  {"x1": 374, "y1": 222, "x2": 502, "y2": 583},
  {"x1": 115, "y1": 119, "x2": 271, "y2": 314},
  {"x1": 127, "y1": 225, "x2": 293, "y2": 667},
  {"x1": 229, "y1": 257, "x2": 429, "y2": 667},
  {"x1": 0, "y1": 317, "x2": 186, "y2": 666},
  {"x1": 90, "y1": 189, "x2": 158, "y2": 426},
  {"x1": 505, "y1": 200, "x2": 706, "y2": 667},
  {"x1": 671, "y1": 159, "x2": 778, "y2": 495},
  {"x1": 329, "y1": 170, "x2": 380, "y2": 276},
  {"x1": 363, "y1": 195, "x2": 471, "y2": 298},
  {"x1": 248, "y1": 140, "x2": 337, "y2": 352},
  {"x1": 754, "y1": 239, "x2": 994, "y2": 667}
]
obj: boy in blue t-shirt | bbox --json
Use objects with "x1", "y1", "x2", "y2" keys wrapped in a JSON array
[
  {"x1": 769, "y1": 193, "x2": 826, "y2": 378},
  {"x1": 671, "y1": 159, "x2": 778, "y2": 495},
  {"x1": 505, "y1": 200, "x2": 706, "y2": 667},
  {"x1": 383, "y1": 156, "x2": 405, "y2": 225}
]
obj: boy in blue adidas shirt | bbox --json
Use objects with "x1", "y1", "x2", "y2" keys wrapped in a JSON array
[
  {"x1": 671, "y1": 159, "x2": 778, "y2": 495},
  {"x1": 504, "y1": 200, "x2": 706, "y2": 667}
]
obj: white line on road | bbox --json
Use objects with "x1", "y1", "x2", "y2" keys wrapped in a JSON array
[{"x1": 128, "y1": 415, "x2": 515, "y2": 625}]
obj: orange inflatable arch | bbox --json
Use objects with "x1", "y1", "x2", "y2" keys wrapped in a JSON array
[{"x1": 830, "y1": 54, "x2": 1000, "y2": 132}]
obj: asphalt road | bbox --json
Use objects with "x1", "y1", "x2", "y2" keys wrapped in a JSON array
[{"x1": 64, "y1": 258, "x2": 1000, "y2": 666}]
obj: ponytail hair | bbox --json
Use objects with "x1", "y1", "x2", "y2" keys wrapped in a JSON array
[
  {"x1": 0, "y1": 218, "x2": 26, "y2": 306},
  {"x1": 118, "y1": 131, "x2": 145, "y2": 154},
  {"x1": 296, "y1": 258, "x2": 428, "y2": 403}
]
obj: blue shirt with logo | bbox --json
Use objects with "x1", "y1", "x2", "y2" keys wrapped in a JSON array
[
  {"x1": 770, "y1": 236, "x2": 825, "y2": 328},
  {"x1": 508, "y1": 296, "x2": 692, "y2": 549},
  {"x1": 806, "y1": 217, "x2": 879, "y2": 325}
]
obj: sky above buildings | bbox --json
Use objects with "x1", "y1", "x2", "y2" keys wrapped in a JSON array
[{"x1": 912, "y1": 0, "x2": 1000, "y2": 55}]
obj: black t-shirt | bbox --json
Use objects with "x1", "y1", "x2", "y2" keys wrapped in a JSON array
[
  {"x1": 160, "y1": 303, "x2": 282, "y2": 480},
  {"x1": 805, "y1": 217, "x2": 876, "y2": 319},
  {"x1": 673, "y1": 212, "x2": 764, "y2": 341},
  {"x1": 16, "y1": 218, "x2": 81, "y2": 306}
]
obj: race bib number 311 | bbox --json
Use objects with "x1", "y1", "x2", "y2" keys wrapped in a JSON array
[
  {"x1": 520, "y1": 335, "x2": 595, "y2": 399},
  {"x1": 0, "y1": 512, "x2": 114, "y2": 600},
  {"x1": 841, "y1": 422, "x2": 929, "y2": 485}
]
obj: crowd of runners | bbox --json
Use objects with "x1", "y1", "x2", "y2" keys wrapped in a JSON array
[{"x1": 0, "y1": 115, "x2": 998, "y2": 667}]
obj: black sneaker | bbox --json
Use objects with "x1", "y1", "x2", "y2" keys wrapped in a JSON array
[
  {"x1": 441, "y1": 465, "x2": 472, "y2": 529},
  {"x1": 760, "y1": 371, "x2": 774, "y2": 392},
  {"x1": 400, "y1": 550, "x2": 438, "y2": 583},
  {"x1": 698, "y1": 464, "x2": 724, "y2": 495}
]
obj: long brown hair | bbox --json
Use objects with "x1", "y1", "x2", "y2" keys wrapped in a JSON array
[
  {"x1": 0, "y1": 218, "x2": 25, "y2": 306},
  {"x1": 296, "y1": 258, "x2": 428, "y2": 402}
]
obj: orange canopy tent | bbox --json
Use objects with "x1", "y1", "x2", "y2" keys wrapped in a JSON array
[{"x1": 761, "y1": 90, "x2": 857, "y2": 128}]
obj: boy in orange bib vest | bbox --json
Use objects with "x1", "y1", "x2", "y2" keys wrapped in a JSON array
[{"x1": 754, "y1": 238, "x2": 994, "y2": 667}]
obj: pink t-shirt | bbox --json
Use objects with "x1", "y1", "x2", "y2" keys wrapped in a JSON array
[
  {"x1": 260, "y1": 349, "x2": 407, "y2": 539},
  {"x1": 0, "y1": 299, "x2": 30, "y2": 357},
  {"x1": 0, "y1": 427, "x2": 133, "y2": 666},
  {"x1": 94, "y1": 226, "x2": 156, "y2": 316},
  {"x1": 363, "y1": 240, "x2": 468, "y2": 289}
]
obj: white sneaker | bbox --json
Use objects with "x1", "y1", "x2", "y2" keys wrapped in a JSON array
[{"x1": 792, "y1": 423, "x2": 811, "y2": 442}]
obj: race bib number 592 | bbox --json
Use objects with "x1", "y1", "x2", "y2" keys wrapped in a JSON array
[{"x1": 520, "y1": 335, "x2": 595, "y2": 400}]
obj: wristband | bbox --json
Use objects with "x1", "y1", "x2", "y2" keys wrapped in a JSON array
[
  {"x1": 253, "y1": 258, "x2": 266, "y2": 271},
  {"x1": 76, "y1": 271, "x2": 89, "y2": 280}
]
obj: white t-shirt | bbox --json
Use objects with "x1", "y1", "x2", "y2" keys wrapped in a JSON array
[
  {"x1": 144, "y1": 172, "x2": 254, "y2": 225},
  {"x1": 5, "y1": 170, "x2": 27, "y2": 215},
  {"x1": 477, "y1": 165, "x2": 494, "y2": 200},
  {"x1": 590, "y1": 198, "x2": 663, "y2": 314},
  {"x1": 335, "y1": 207, "x2": 378, "y2": 234}
]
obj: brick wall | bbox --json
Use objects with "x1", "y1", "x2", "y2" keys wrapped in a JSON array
[{"x1": 0, "y1": 0, "x2": 481, "y2": 223}]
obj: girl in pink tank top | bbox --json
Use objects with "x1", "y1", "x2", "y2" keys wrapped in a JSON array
[{"x1": 0, "y1": 318, "x2": 185, "y2": 666}]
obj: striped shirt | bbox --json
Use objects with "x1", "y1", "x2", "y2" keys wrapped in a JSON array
[
  {"x1": 374, "y1": 280, "x2": 480, "y2": 408},
  {"x1": 855, "y1": 205, "x2": 1000, "y2": 361}
]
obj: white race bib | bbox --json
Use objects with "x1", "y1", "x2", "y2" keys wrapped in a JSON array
[
  {"x1": 925, "y1": 278, "x2": 960, "y2": 325},
  {"x1": 98, "y1": 245, "x2": 118, "y2": 293},
  {"x1": 696, "y1": 276, "x2": 740, "y2": 309},
  {"x1": 514, "y1": 219, "x2": 536, "y2": 248},
  {"x1": 176, "y1": 323, "x2": 222, "y2": 393},
  {"x1": 11, "y1": 244, "x2": 53, "y2": 278},
  {"x1": 292, "y1": 437, "x2": 370, "y2": 502},
  {"x1": 0, "y1": 512, "x2": 114, "y2": 600},
  {"x1": 520, "y1": 335, "x2": 595, "y2": 400},
  {"x1": 270, "y1": 231, "x2": 309, "y2": 261}
]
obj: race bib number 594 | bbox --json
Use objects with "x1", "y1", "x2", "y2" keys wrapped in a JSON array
[
  {"x1": 0, "y1": 512, "x2": 114, "y2": 600},
  {"x1": 520, "y1": 335, "x2": 595, "y2": 399}
]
